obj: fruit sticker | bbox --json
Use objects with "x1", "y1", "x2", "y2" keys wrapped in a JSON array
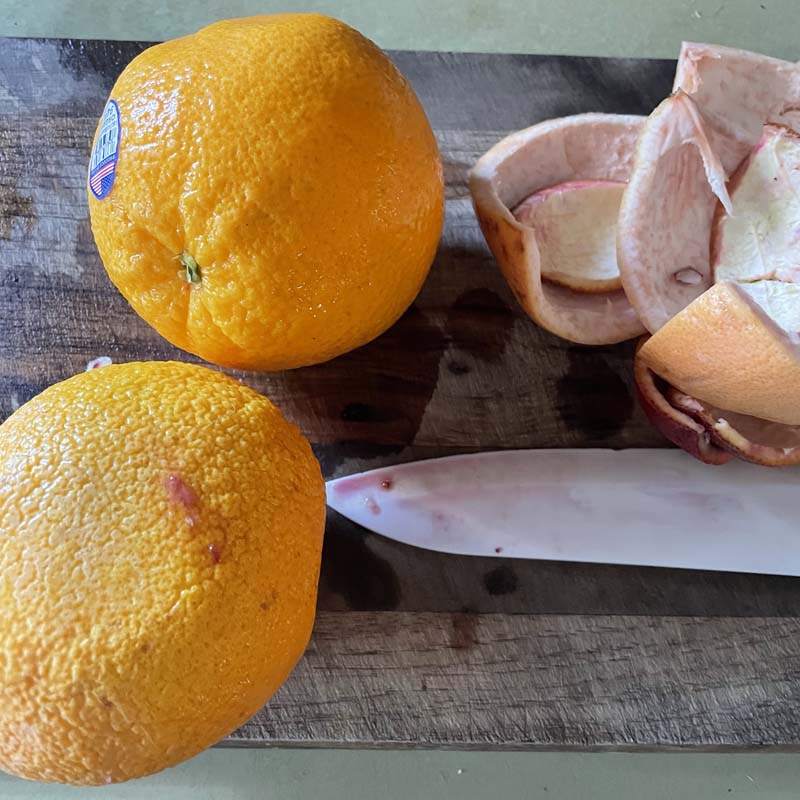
[{"x1": 88, "y1": 99, "x2": 120, "y2": 200}]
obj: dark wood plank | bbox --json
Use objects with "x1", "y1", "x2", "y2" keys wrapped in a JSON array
[
  {"x1": 0, "y1": 38, "x2": 672, "y2": 457},
  {"x1": 2, "y1": 38, "x2": 800, "y2": 750}
]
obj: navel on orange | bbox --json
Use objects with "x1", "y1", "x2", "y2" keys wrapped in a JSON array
[
  {"x1": 0, "y1": 361, "x2": 325, "y2": 784},
  {"x1": 88, "y1": 14, "x2": 444, "y2": 371}
]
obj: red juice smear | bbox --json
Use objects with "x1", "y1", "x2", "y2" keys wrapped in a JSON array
[
  {"x1": 364, "y1": 497, "x2": 381, "y2": 515},
  {"x1": 333, "y1": 471, "x2": 395, "y2": 496},
  {"x1": 164, "y1": 473, "x2": 200, "y2": 526}
]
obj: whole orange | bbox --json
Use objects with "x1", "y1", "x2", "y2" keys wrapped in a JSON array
[
  {"x1": 0, "y1": 362, "x2": 325, "y2": 784},
  {"x1": 88, "y1": 14, "x2": 444, "y2": 371}
]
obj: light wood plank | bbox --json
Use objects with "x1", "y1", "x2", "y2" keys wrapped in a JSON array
[{"x1": 232, "y1": 611, "x2": 800, "y2": 750}]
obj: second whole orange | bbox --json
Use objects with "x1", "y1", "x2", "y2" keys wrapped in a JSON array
[
  {"x1": 88, "y1": 14, "x2": 444, "y2": 371},
  {"x1": 0, "y1": 361, "x2": 326, "y2": 784}
]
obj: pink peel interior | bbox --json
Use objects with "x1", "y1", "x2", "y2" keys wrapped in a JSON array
[
  {"x1": 635, "y1": 348, "x2": 800, "y2": 467},
  {"x1": 667, "y1": 387, "x2": 800, "y2": 466},
  {"x1": 633, "y1": 349, "x2": 731, "y2": 465},
  {"x1": 618, "y1": 43, "x2": 800, "y2": 334},
  {"x1": 469, "y1": 113, "x2": 646, "y2": 345}
]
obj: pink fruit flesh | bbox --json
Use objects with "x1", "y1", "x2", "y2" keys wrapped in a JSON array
[{"x1": 513, "y1": 180, "x2": 625, "y2": 293}]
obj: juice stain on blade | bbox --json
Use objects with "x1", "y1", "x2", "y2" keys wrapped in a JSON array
[{"x1": 330, "y1": 470, "x2": 397, "y2": 517}]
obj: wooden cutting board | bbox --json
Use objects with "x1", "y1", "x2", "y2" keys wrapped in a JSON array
[{"x1": 2, "y1": 38, "x2": 800, "y2": 750}]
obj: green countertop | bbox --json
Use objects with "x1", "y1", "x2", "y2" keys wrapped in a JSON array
[
  {"x1": 4, "y1": 750, "x2": 800, "y2": 799},
  {"x1": 2, "y1": 1, "x2": 800, "y2": 796},
  {"x1": 1, "y1": 0, "x2": 798, "y2": 60}
]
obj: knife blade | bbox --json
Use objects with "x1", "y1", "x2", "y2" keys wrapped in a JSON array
[{"x1": 325, "y1": 449, "x2": 800, "y2": 575}]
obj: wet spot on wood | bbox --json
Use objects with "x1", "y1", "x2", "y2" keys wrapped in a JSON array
[
  {"x1": 484, "y1": 565, "x2": 518, "y2": 596},
  {"x1": 447, "y1": 361, "x2": 470, "y2": 375},
  {"x1": 283, "y1": 304, "x2": 446, "y2": 463},
  {"x1": 556, "y1": 346, "x2": 634, "y2": 439},
  {"x1": 450, "y1": 612, "x2": 478, "y2": 650},
  {"x1": 340, "y1": 403, "x2": 400, "y2": 424},
  {"x1": 319, "y1": 519, "x2": 401, "y2": 611},
  {"x1": 446, "y1": 288, "x2": 514, "y2": 364}
]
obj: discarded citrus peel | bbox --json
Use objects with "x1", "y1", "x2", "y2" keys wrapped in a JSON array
[
  {"x1": 636, "y1": 335, "x2": 800, "y2": 467},
  {"x1": 471, "y1": 43, "x2": 800, "y2": 466},
  {"x1": 469, "y1": 114, "x2": 645, "y2": 345},
  {"x1": 618, "y1": 42, "x2": 800, "y2": 333}
]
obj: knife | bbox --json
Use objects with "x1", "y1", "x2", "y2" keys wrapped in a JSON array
[{"x1": 326, "y1": 449, "x2": 800, "y2": 576}]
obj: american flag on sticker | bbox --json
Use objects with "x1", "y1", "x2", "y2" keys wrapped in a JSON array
[{"x1": 88, "y1": 99, "x2": 120, "y2": 200}]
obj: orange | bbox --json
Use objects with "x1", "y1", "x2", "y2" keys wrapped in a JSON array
[
  {"x1": 0, "y1": 361, "x2": 325, "y2": 784},
  {"x1": 88, "y1": 14, "x2": 444, "y2": 371}
]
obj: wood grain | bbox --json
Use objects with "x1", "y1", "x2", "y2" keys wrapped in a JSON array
[
  {"x1": 234, "y1": 611, "x2": 800, "y2": 750},
  {"x1": 0, "y1": 38, "x2": 671, "y2": 455},
  {"x1": 2, "y1": 38, "x2": 800, "y2": 749}
]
